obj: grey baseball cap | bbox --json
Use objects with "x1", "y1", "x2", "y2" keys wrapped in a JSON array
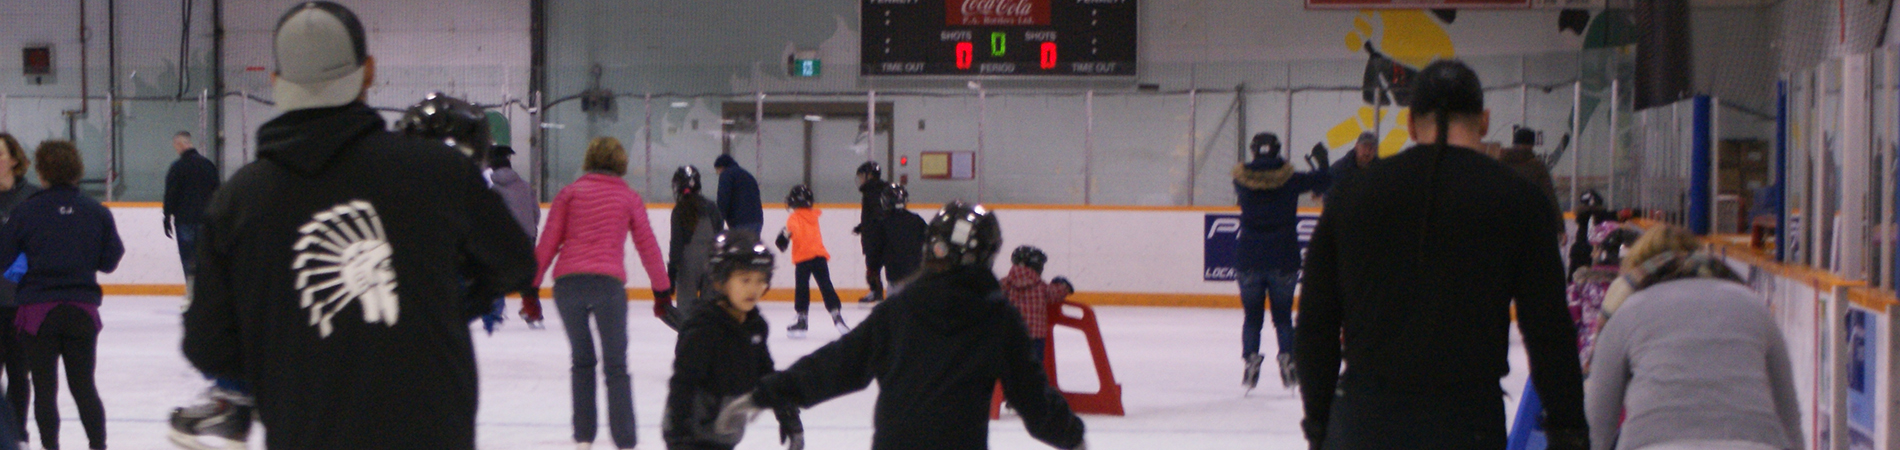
[{"x1": 272, "y1": 2, "x2": 368, "y2": 112}]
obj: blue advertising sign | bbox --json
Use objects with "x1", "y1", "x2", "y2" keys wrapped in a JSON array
[
  {"x1": 1845, "y1": 307, "x2": 1877, "y2": 439},
  {"x1": 1204, "y1": 213, "x2": 1320, "y2": 282}
]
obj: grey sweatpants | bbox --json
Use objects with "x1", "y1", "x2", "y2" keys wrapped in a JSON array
[{"x1": 554, "y1": 274, "x2": 637, "y2": 448}]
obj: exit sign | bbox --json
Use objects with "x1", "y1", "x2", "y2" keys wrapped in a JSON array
[
  {"x1": 792, "y1": 59, "x2": 820, "y2": 78},
  {"x1": 789, "y1": 50, "x2": 820, "y2": 78}
]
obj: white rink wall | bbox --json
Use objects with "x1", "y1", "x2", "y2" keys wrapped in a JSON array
[{"x1": 99, "y1": 204, "x2": 1238, "y2": 297}]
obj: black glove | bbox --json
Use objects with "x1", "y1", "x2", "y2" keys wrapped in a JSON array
[
  {"x1": 852, "y1": 224, "x2": 862, "y2": 236},
  {"x1": 1544, "y1": 426, "x2": 1589, "y2": 450},
  {"x1": 1308, "y1": 143, "x2": 1330, "y2": 172},
  {"x1": 775, "y1": 229, "x2": 791, "y2": 252},
  {"x1": 778, "y1": 409, "x2": 804, "y2": 450},
  {"x1": 163, "y1": 217, "x2": 174, "y2": 239}
]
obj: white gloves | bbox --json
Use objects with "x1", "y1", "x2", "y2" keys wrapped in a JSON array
[{"x1": 713, "y1": 393, "x2": 766, "y2": 443}]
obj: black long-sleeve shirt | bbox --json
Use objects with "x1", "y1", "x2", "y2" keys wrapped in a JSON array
[
  {"x1": 751, "y1": 266, "x2": 1085, "y2": 450},
  {"x1": 164, "y1": 149, "x2": 221, "y2": 225},
  {"x1": 1295, "y1": 145, "x2": 1586, "y2": 442}
]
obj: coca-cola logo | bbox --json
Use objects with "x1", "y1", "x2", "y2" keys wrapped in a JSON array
[
  {"x1": 961, "y1": 0, "x2": 1033, "y2": 17},
  {"x1": 946, "y1": 0, "x2": 1049, "y2": 26}
]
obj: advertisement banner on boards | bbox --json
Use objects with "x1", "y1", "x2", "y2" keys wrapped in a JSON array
[
  {"x1": 1204, "y1": 213, "x2": 1319, "y2": 281},
  {"x1": 1845, "y1": 307, "x2": 1878, "y2": 449}
]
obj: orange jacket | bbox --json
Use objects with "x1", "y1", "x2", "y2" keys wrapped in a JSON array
[{"x1": 786, "y1": 208, "x2": 830, "y2": 263}]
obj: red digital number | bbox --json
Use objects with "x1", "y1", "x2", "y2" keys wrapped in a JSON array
[
  {"x1": 1039, "y1": 42, "x2": 1058, "y2": 70},
  {"x1": 956, "y1": 42, "x2": 974, "y2": 70}
]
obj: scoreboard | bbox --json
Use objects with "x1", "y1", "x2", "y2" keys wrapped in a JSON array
[{"x1": 862, "y1": 0, "x2": 1137, "y2": 77}]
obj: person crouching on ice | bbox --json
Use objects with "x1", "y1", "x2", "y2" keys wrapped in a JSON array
[
  {"x1": 716, "y1": 201, "x2": 1087, "y2": 450},
  {"x1": 663, "y1": 232, "x2": 802, "y2": 450}
]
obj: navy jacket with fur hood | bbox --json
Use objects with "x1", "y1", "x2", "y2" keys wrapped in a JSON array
[{"x1": 1233, "y1": 155, "x2": 1330, "y2": 272}]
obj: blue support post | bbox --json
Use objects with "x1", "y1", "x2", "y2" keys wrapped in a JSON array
[
  {"x1": 1689, "y1": 96, "x2": 1714, "y2": 235},
  {"x1": 1776, "y1": 81, "x2": 1789, "y2": 261}
]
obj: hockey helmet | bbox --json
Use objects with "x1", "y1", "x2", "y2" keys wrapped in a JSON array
[
  {"x1": 1010, "y1": 246, "x2": 1048, "y2": 272},
  {"x1": 786, "y1": 185, "x2": 815, "y2": 208},
  {"x1": 924, "y1": 201, "x2": 1003, "y2": 269},
  {"x1": 395, "y1": 93, "x2": 490, "y2": 162}
]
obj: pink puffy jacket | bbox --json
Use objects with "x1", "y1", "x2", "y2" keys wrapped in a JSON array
[{"x1": 534, "y1": 173, "x2": 673, "y2": 292}]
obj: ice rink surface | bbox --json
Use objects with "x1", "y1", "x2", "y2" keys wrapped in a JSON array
[{"x1": 71, "y1": 297, "x2": 1534, "y2": 449}]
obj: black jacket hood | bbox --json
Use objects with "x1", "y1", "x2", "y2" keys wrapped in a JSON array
[
  {"x1": 904, "y1": 265, "x2": 1004, "y2": 333},
  {"x1": 257, "y1": 103, "x2": 385, "y2": 176}
]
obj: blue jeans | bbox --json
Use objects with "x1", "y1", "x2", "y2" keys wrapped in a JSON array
[
  {"x1": 174, "y1": 223, "x2": 202, "y2": 276},
  {"x1": 1239, "y1": 268, "x2": 1299, "y2": 358}
]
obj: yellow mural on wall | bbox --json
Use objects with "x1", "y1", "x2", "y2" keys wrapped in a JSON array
[{"x1": 1328, "y1": 10, "x2": 1456, "y2": 158}]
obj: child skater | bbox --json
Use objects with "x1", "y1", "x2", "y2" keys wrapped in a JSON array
[
  {"x1": 1001, "y1": 246, "x2": 1072, "y2": 364},
  {"x1": 775, "y1": 185, "x2": 848, "y2": 338},
  {"x1": 663, "y1": 232, "x2": 802, "y2": 450}
]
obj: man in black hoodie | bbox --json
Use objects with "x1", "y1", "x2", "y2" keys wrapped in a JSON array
[
  {"x1": 715, "y1": 201, "x2": 1086, "y2": 450},
  {"x1": 179, "y1": 3, "x2": 536, "y2": 449},
  {"x1": 1294, "y1": 60, "x2": 1588, "y2": 450}
]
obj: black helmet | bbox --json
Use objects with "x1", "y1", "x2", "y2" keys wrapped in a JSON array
[
  {"x1": 673, "y1": 166, "x2": 702, "y2": 196},
  {"x1": 1050, "y1": 276, "x2": 1073, "y2": 293},
  {"x1": 1250, "y1": 132, "x2": 1281, "y2": 159},
  {"x1": 786, "y1": 185, "x2": 815, "y2": 208},
  {"x1": 1579, "y1": 189, "x2": 1604, "y2": 208},
  {"x1": 709, "y1": 231, "x2": 775, "y2": 280},
  {"x1": 1010, "y1": 246, "x2": 1048, "y2": 272},
  {"x1": 857, "y1": 161, "x2": 882, "y2": 180},
  {"x1": 924, "y1": 201, "x2": 1002, "y2": 269},
  {"x1": 879, "y1": 183, "x2": 908, "y2": 212},
  {"x1": 396, "y1": 93, "x2": 491, "y2": 162}
]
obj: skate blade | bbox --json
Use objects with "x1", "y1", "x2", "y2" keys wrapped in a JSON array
[
  {"x1": 169, "y1": 431, "x2": 246, "y2": 450},
  {"x1": 788, "y1": 330, "x2": 807, "y2": 339}
]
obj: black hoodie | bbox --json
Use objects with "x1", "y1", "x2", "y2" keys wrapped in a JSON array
[
  {"x1": 182, "y1": 103, "x2": 536, "y2": 450},
  {"x1": 751, "y1": 265, "x2": 1085, "y2": 450},
  {"x1": 663, "y1": 299, "x2": 799, "y2": 450}
]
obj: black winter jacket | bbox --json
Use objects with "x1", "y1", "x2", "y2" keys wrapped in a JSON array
[
  {"x1": 879, "y1": 208, "x2": 926, "y2": 281},
  {"x1": 1295, "y1": 144, "x2": 1585, "y2": 444},
  {"x1": 165, "y1": 149, "x2": 221, "y2": 225},
  {"x1": 663, "y1": 300, "x2": 799, "y2": 450},
  {"x1": 181, "y1": 103, "x2": 537, "y2": 450},
  {"x1": 752, "y1": 265, "x2": 1085, "y2": 450},
  {"x1": 856, "y1": 181, "x2": 888, "y2": 261},
  {"x1": 0, "y1": 185, "x2": 123, "y2": 306}
]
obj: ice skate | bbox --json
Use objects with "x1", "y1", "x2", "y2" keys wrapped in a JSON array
[
  {"x1": 1242, "y1": 354, "x2": 1264, "y2": 392},
  {"x1": 168, "y1": 387, "x2": 253, "y2": 450},
  {"x1": 857, "y1": 294, "x2": 880, "y2": 309},
  {"x1": 830, "y1": 310, "x2": 851, "y2": 335},
  {"x1": 787, "y1": 314, "x2": 809, "y2": 339},
  {"x1": 1277, "y1": 353, "x2": 1298, "y2": 388}
]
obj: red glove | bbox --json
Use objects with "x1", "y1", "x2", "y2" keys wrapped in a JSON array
[{"x1": 653, "y1": 289, "x2": 675, "y2": 318}]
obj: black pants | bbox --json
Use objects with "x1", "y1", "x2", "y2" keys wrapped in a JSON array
[
  {"x1": 794, "y1": 258, "x2": 842, "y2": 314},
  {"x1": 1319, "y1": 381, "x2": 1504, "y2": 450},
  {"x1": 0, "y1": 306, "x2": 27, "y2": 441},
  {"x1": 26, "y1": 305, "x2": 104, "y2": 450},
  {"x1": 864, "y1": 261, "x2": 885, "y2": 301}
]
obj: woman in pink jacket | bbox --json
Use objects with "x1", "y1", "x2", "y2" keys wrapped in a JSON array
[{"x1": 533, "y1": 137, "x2": 673, "y2": 450}]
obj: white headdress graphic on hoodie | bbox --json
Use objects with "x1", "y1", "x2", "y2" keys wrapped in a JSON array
[{"x1": 292, "y1": 200, "x2": 399, "y2": 337}]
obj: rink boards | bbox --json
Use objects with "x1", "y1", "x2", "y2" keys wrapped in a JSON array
[{"x1": 95, "y1": 203, "x2": 1265, "y2": 307}]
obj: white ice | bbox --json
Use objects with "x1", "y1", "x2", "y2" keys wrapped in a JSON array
[{"x1": 69, "y1": 297, "x2": 1533, "y2": 449}]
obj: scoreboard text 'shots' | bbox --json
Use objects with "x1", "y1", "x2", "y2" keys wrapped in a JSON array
[{"x1": 862, "y1": 0, "x2": 1137, "y2": 76}]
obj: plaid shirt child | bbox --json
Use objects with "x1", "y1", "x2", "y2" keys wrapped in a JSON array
[{"x1": 1002, "y1": 265, "x2": 1067, "y2": 340}]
